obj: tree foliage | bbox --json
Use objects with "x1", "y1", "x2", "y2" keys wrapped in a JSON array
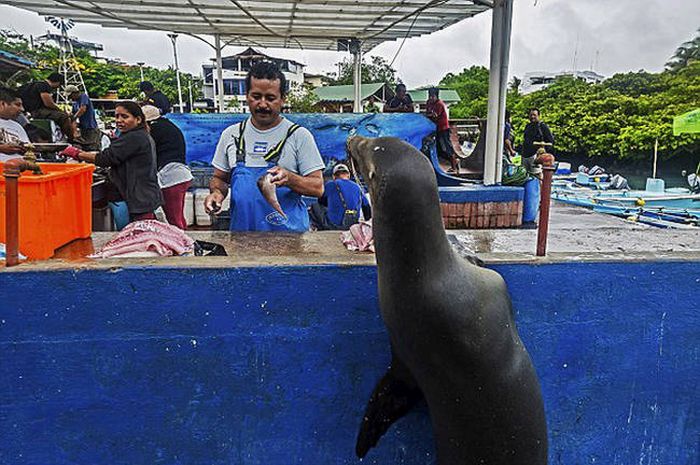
[
  {"x1": 286, "y1": 82, "x2": 319, "y2": 112},
  {"x1": 439, "y1": 65, "x2": 490, "y2": 118},
  {"x1": 437, "y1": 55, "x2": 699, "y2": 160},
  {"x1": 0, "y1": 31, "x2": 202, "y2": 103},
  {"x1": 331, "y1": 55, "x2": 398, "y2": 87},
  {"x1": 509, "y1": 63, "x2": 700, "y2": 159},
  {"x1": 666, "y1": 28, "x2": 700, "y2": 72}
]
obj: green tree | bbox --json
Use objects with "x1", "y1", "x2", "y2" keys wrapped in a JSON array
[
  {"x1": 434, "y1": 60, "x2": 698, "y2": 160},
  {"x1": 509, "y1": 62, "x2": 700, "y2": 160},
  {"x1": 439, "y1": 65, "x2": 490, "y2": 118},
  {"x1": 666, "y1": 28, "x2": 700, "y2": 72},
  {"x1": 0, "y1": 31, "x2": 202, "y2": 104},
  {"x1": 509, "y1": 76, "x2": 522, "y2": 95},
  {"x1": 332, "y1": 55, "x2": 398, "y2": 87},
  {"x1": 285, "y1": 82, "x2": 319, "y2": 112}
]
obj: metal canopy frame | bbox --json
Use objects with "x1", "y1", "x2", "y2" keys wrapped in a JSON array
[
  {"x1": 7, "y1": 0, "x2": 511, "y2": 184},
  {"x1": 5, "y1": 0, "x2": 492, "y2": 51}
]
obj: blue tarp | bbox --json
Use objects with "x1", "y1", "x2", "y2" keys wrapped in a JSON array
[
  {"x1": 166, "y1": 112, "x2": 469, "y2": 185},
  {"x1": 167, "y1": 112, "x2": 435, "y2": 167},
  {"x1": 0, "y1": 49, "x2": 34, "y2": 68}
]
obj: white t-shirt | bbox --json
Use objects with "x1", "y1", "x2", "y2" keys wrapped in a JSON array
[
  {"x1": 0, "y1": 118, "x2": 29, "y2": 162},
  {"x1": 158, "y1": 162, "x2": 193, "y2": 189},
  {"x1": 211, "y1": 117, "x2": 324, "y2": 176}
]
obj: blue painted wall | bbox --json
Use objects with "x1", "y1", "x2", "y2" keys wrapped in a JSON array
[{"x1": 0, "y1": 261, "x2": 697, "y2": 465}]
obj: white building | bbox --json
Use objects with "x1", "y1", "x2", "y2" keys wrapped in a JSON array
[
  {"x1": 202, "y1": 47, "x2": 305, "y2": 113},
  {"x1": 520, "y1": 70, "x2": 605, "y2": 95}
]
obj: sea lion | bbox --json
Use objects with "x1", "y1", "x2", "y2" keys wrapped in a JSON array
[
  {"x1": 257, "y1": 173, "x2": 286, "y2": 218},
  {"x1": 347, "y1": 136, "x2": 547, "y2": 465}
]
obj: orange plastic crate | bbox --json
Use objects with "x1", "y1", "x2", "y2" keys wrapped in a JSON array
[{"x1": 0, "y1": 162, "x2": 94, "y2": 260}]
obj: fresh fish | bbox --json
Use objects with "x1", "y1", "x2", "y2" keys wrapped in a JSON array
[{"x1": 257, "y1": 173, "x2": 286, "y2": 218}]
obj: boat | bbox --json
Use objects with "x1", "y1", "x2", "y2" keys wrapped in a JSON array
[{"x1": 553, "y1": 177, "x2": 700, "y2": 227}]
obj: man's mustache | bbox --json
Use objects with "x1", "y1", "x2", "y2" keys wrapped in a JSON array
[{"x1": 255, "y1": 108, "x2": 272, "y2": 114}]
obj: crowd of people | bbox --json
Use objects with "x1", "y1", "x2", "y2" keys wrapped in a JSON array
[
  {"x1": 1, "y1": 60, "x2": 553, "y2": 234},
  {"x1": 0, "y1": 62, "x2": 370, "y2": 233}
]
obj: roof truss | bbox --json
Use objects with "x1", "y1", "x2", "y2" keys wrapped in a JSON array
[{"x1": 5, "y1": 0, "x2": 492, "y2": 50}]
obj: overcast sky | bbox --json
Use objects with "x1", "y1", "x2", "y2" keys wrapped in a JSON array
[{"x1": 1, "y1": 1, "x2": 698, "y2": 87}]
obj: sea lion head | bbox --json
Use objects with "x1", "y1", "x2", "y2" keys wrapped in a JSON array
[{"x1": 346, "y1": 135, "x2": 438, "y2": 211}]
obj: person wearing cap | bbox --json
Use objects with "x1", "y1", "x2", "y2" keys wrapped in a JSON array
[
  {"x1": 142, "y1": 105, "x2": 193, "y2": 230},
  {"x1": 18, "y1": 72, "x2": 75, "y2": 141},
  {"x1": 67, "y1": 85, "x2": 100, "y2": 151},
  {"x1": 309, "y1": 163, "x2": 370, "y2": 231},
  {"x1": 139, "y1": 81, "x2": 171, "y2": 115}
]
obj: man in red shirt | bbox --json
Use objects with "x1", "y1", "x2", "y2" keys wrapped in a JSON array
[{"x1": 426, "y1": 87, "x2": 459, "y2": 173}]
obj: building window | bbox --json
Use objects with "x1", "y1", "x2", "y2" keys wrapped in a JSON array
[
  {"x1": 215, "y1": 79, "x2": 247, "y2": 96},
  {"x1": 203, "y1": 68, "x2": 213, "y2": 83}
]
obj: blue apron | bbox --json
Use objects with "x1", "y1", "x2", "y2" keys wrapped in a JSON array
[{"x1": 228, "y1": 119, "x2": 309, "y2": 232}]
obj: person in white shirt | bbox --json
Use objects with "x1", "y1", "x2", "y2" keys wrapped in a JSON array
[
  {"x1": 0, "y1": 87, "x2": 29, "y2": 162},
  {"x1": 204, "y1": 61, "x2": 324, "y2": 232}
]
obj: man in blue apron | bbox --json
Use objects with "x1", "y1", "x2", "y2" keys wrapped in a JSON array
[{"x1": 204, "y1": 61, "x2": 325, "y2": 232}]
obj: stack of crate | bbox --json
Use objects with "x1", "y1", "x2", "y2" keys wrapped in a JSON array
[{"x1": 438, "y1": 186, "x2": 525, "y2": 229}]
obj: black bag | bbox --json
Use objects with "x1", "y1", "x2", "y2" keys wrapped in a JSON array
[{"x1": 194, "y1": 240, "x2": 227, "y2": 256}]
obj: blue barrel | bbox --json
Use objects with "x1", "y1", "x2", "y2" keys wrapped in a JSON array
[
  {"x1": 522, "y1": 177, "x2": 540, "y2": 223},
  {"x1": 108, "y1": 201, "x2": 130, "y2": 231}
]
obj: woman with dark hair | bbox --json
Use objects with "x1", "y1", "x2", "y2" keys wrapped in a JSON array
[{"x1": 61, "y1": 101, "x2": 162, "y2": 222}]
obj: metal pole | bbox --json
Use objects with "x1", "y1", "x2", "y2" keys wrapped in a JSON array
[
  {"x1": 484, "y1": 0, "x2": 505, "y2": 185},
  {"x1": 168, "y1": 34, "x2": 185, "y2": 113},
  {"x1": 653, "y1": 137, "x2": 659, "y2": 178},
  {"x1": 214, "y1": 34, "x2": 225, "y2": 113},
  {"x1": 351, "y1": 39, "x2": 362, "y2": 113},
  {"x1": 137, "y1": 62, "x2": 145, "y2": 82},
  {"x1": 188, "y1": 78, "x2": 194, "y2": 112},
  {"x1": 536, "y1": 166, "x2": 556, "y2": 256},
  {"x1": 495, "y1": 0, "x2": 514, "y2": 182}
]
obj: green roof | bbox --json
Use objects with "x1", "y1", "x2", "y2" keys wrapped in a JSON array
[
  {"x1": 407, "y1": 88, "x2": 461, "y2": 104},
  {"x1": 314, "y1": 83, "x2": 386, "y2": 102}
]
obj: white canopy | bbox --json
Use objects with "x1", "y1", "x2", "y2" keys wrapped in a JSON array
[
  {"x1": 8, "y1": 0, "x2": 512, "y2": 185},
  {"x1": 5, "y1": 0, "x2": 492, "y2": 51}
]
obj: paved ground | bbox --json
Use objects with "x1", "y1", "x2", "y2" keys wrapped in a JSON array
[
  {"x1": 4, "y1": 201, "x2": 699, "y2": 272},
  {"x1": 450, "y1": 201, "x2": 700, "y2": 256}
]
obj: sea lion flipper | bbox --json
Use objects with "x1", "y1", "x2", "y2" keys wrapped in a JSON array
[{"x1": 355, "y1": 353, "x2": 423, "y2": 458}]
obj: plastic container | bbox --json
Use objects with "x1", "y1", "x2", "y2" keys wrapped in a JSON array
[
  {"x1": 555, "y1": 162, "x2": 572, "y2": 175},
  {"x1": 522, "y1": 176, "x2": 540, "y2": 224},
  {"x1": 184, "y1": 191, "x2": 194, "y2": 226},
  {"x1": 0, "y1": 162, "x2": 94, "y2": 259},
  {"x1": 109, "y1": 201, "x2": 129, "y2": 231},
  {"x1": 645, "y1": 178, "x2": 665, "y2": 193},
  {"x1": 193, "y1": 188, "x2": 230, "y2": 227}
]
